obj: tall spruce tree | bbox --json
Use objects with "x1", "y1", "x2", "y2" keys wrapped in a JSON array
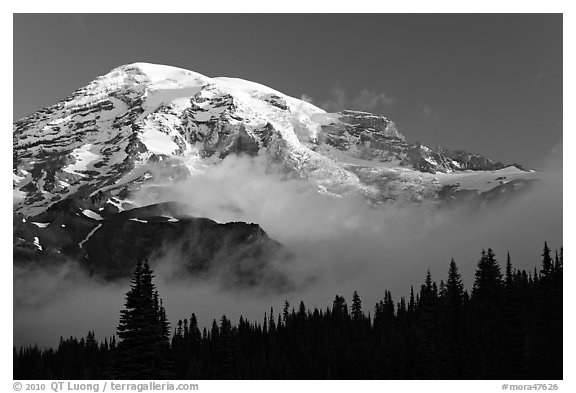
[
  {"x1": 471, "y1": 248, "x2": 504, "y2": 377},
  {"x1": 112, "y1": 260, "x2": 173, "y2": 379},
  {"x1": 505, "y1": 253, "x2": 514, "y2": 288},
  {"x1": 541, "y1": 242, "x2": 553, "y2": 278},
  {"x1": 351, "y1": 291, "x2": 363, "y2": 321},
  {"x1": 442, "y1": 259, "x2": 467, "y2": 378},
  {"x1": 472, "y1": 248, "x2": 503, "y2": 302},
  {"x1": 445, "y1": 259, "x2": 465, "y2": 316}
]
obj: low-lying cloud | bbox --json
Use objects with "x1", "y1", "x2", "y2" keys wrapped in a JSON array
[{"x1": 14, "y1": 154, "x2": 562, "y2": 348}]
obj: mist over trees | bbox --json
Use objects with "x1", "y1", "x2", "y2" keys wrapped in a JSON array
[{"x1": 14, "y1": 244, "x2": 562, "y2": 380}]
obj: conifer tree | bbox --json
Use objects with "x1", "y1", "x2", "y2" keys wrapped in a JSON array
[
  {"x1": 445, "y1": 259, "x2": 465, "y2": 316},
  {"x1": 113, "y1": 260, "x2": 173, "y2": 379},
  {"x1": 282, "y1": 300, "x2": 290, "y2": 325},
  {"x1": 472, "y1": 248, "x2": 503, "y2": 302},
  {"x1": 332, "y1": 295, "x2": 348, "y2": 319},
  {"x1": 351, "y1": 291, "x2": 363, "y2": 321},
  {"x1": 269, "y1": 308, "x2": 276, "y2": 332},
  {"x1": 541, "y1": 242, "x2": 553, "y2": 278},
  {"x1": 13, "y1": 244, "x2": 564, "y2": 380},
  {"x1": 216, "y1": 315, "x2": 236, "y2": 378},
  {"x1": 408, "y1": 286, "x2": 416, "y2": 316},
  {"x1": 442, "y1": 259, "x2": 466, "y2": 378},
  {"x1": 471, "y1": 249, "x2": 504, "y2": 377},
  {"x1": 505, "y1": 253, "x2": 514, "y2": 288}
]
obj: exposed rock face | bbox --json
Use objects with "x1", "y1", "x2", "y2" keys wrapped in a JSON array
[
  {"x1": 318, "y1": 110, "x2": 507, "y2": 174},
  {"x1": 13, "y1": 62, "x2": 527, "y2": 218},
  {"x1": 338, "y1": 110, "x2": 404, "y2": 140},
  {"x1": 12, "y1": 62, "x2": 536, "y2": 288},
  {"x1": 13, "y1": 201, "x2": 293, "y2": 291}
]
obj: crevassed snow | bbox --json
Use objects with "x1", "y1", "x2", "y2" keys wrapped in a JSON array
[
  {"x1": 14, "y1": 61, "x2": 537, "y2": 218},
  {"x1": 31, "y1": 222, "x2": 50, "y2": 228},
  {"x1": 79, "y1": 224, "x2": 102, "y2": 248},
  {"x1": 139, "y1": 128, "x2": 179, "y2": 155},
  {"x1": 82, "y1": 209, "x2": 104, "y2": 220},
  {"x1": 213, "y1": 77, "x2": 325, "y2": 114},
  {"x1": 13, "y1": 189, "x2": 26, "y2": 204},
  {"x1": 13, "y1": 172, "x2": 25, "y2": 184},
  {"x1": 63, "y1": 144, "x2": 100, "y2": 177},
  {"x1": 436, "y1": 168, "x2": 539, "y2": 193},
  {"x1": 213, "y1": 76, "x2": 326, "y2": 145}
]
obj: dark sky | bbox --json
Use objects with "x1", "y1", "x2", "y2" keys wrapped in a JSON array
[{"x1": 13, "y1": 14, "x2": 562, "y2": 167}]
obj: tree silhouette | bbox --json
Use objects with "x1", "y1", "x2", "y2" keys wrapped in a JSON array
[
  {"x1": 14, "y1": 246, "x2": 563, "y2": 380},
  {"x1": 112, "y1": 260, "x2": 173, "y2": 379},
  {"x1": 351, "y1": 291, "x2": 363, "y2": 321}
]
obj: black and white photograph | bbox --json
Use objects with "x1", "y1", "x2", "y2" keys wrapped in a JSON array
[{"x1": 10, "y1": 8, "x2": 565, "y2": 387}]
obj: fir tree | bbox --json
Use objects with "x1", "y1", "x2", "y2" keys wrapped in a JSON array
[
  {"x1": 112, "y1": 260, "x2": 173, "y2": 379},
  {"x1": 445, "y1": 259, "x2": 465, "y2": 317},
  {"x1": 505, "y1": 252, "x2": 514, "y2": 288},
  {"x1": 351, "y1": 291, "x2": 363, "y2": 321},
  {"x1": 282, "y1": 300, "x2": 290, "y2": 325},
  {"x1": 541, "y1": 242, "x2": 553, "y2": 278},
  {"x1": 472, "y1": 248, "x2": 503, "y2": 302}
]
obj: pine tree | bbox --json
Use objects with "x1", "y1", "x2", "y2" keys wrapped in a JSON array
[
  {"x1": 383, "y1": 290, "x2": 395, "y2": 320},
  {"x1": 441, "y1": 259, "x2": 466, "y2": 378},
  {"x1": 332, "y1": 295, "x2": 348, "y2": 319},
  {"x1": 216, "y1": 315, "x2": 237, "y2": 378},
  {"x1": 472, "y1": 248, "x2": 503, "y2": 302},
  {"x1": 541, "y1": 242, "x2": 553, "y2": 278},
  {"x1": 445, "y1": 259, "x2": 465, "y2": 316},
  {"x1": 505, "y1": 252, "x2": 514, "y2": 288},
  {"x1": 269, "y1": 307, "x2": 276, "y2": 333},
  {"x1": 408, "y1": 286, "x2": 416, "y2": 316},
  {"x1": 500, "y1": 253, "x2": 523, "y2": 379},
  {"x1": 351, "y1": 291, "x2": 362, "y2": 321},
  {"x1": 282, "y1": 300, "x2": 290, "y2": 325},
  {"x1": 298, "y1": 301, "x2": 306, "y2": 320},
  {"x1": 414, "y1": 270, "x2": 439, "y2": 377},
  {"x1": 471, "y1": 249, "x2": 504, "y2": 377},
  {"x1": 112, "y1": 260, "x2": 173, "y2": 379}
]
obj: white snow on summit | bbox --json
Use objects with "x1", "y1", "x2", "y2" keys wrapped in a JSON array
[{"x1": 13, "y1": 62, "x2": 535, "y2": 217}]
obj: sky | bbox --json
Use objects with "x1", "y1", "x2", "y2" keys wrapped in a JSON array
[{"x1": 13, "y1": 13, "x2": 562, "y2": 168}]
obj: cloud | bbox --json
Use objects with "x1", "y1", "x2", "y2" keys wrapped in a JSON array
[
  {"x1": 14, "y1": 154, "x2": 562, "y2": 348},
  {"x1": 133, "y1": 154, "x2": 561, "y2": 307},
  {"x1": 300, "y1": 94, "x2": 314, "y2": 104},
  {"x1": 305, "y1": 84, "x2": 395, "y2": 114}
]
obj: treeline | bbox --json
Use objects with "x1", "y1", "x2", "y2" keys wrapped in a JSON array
[{"x1": 14, "y1": 244, "x2": 562, "y2": 379}]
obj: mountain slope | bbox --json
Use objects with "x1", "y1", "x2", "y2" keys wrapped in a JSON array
[
  {"x1": 13, "y1": 62, "x2": 532, "y2": 217},
  {"x1": 14, "y1": 201, "x2": 292, "y2": 290}
]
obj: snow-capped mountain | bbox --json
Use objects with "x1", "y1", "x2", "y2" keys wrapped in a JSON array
[{"x1": 13, "y1": 62, "x2": 535, "y2": 218}]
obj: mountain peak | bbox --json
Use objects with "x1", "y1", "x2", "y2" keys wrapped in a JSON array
[
  {"x1": 111, "y1": 62, "x2": 210, "y2": 84},
  {"x1": 13, "y1": 62, "x2": 530, "y2": 217}
]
